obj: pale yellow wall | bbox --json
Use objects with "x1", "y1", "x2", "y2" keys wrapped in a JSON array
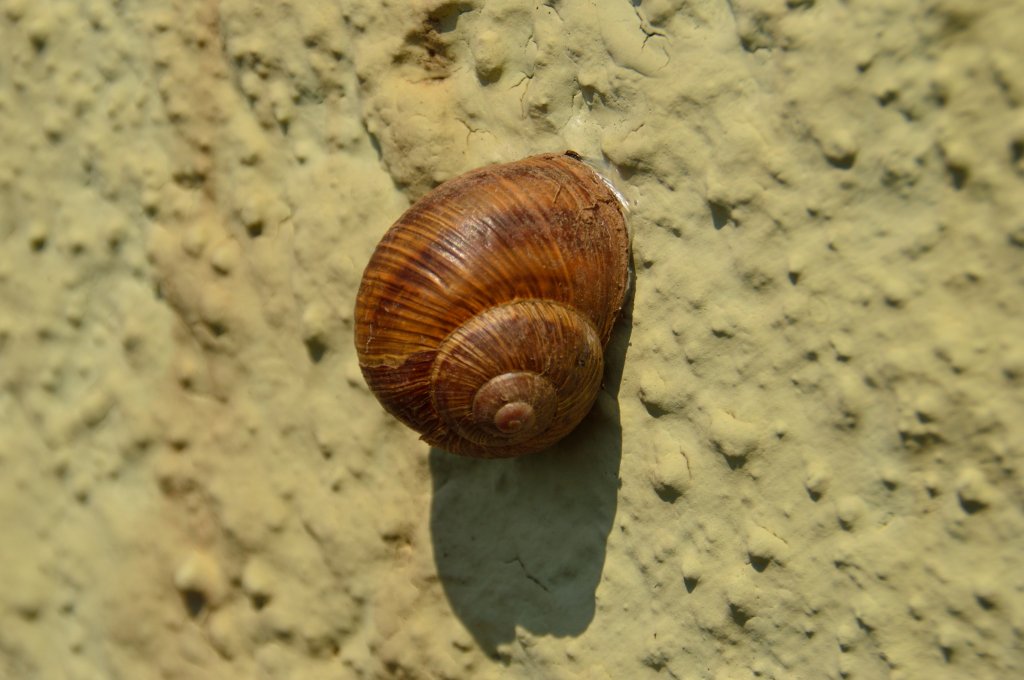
[{"x1": 1, "y1": 1, "x2": 1022, "y2": 678}]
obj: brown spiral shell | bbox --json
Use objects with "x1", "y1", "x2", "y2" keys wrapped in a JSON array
[{"x1": 354, "y1": 151, "x2": 630, "y2": 458}]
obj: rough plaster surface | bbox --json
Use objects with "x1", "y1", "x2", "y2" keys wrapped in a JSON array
[{"x1": 1, "y1": 0, "x2": 1023, "y2": 678}]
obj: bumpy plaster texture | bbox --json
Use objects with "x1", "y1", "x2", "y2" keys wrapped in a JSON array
[{"x1": 1, "y1": 0, "x2": 1023, "y2": 678}]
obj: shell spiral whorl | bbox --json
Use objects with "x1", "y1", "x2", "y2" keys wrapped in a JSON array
[{"x1": 354, "y1": 151, "x2": 630, "y2": 458}]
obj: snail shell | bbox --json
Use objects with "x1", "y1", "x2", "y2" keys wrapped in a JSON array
[{"x1": 354, "y1": 151, "x2": 630, "y2": 458}]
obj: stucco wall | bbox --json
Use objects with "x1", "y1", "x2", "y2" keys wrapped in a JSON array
[{"x1": 1, "y1": 1, "x2": 1022, "y2": 678}]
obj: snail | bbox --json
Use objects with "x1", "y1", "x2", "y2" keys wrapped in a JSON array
[{"x1": 354, "y1": 151, "x2": 630, "y2": 458}]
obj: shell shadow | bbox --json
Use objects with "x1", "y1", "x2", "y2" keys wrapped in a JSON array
[{"x1": 428, "y1": 273, "x2": 634, "y2": 656}]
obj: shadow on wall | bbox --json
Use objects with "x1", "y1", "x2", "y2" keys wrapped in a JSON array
[{"x1": 429, "y1": 284, "x2": 634, "y2": 655}]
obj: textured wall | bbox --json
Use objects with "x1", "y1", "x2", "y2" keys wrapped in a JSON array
[{"x1": 1, "y1": 0, "x2": 1022, "y2": 678}]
